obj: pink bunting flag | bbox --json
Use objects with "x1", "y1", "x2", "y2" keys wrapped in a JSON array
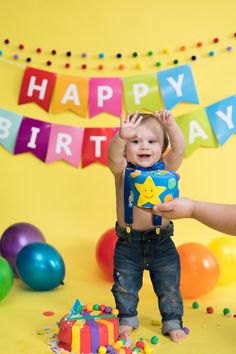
[
  {"x1": 89, "y1": 78, "x2": 122, "y2": 118},
  {"x1": 46, "y1": 124, "x2": 84, "y2": 167}
]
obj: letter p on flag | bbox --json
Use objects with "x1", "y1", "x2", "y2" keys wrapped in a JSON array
[{"x1": 18, "y1": 67, "x2": 56, "y2": 112}]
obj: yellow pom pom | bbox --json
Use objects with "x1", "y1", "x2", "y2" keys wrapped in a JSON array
[
  {"x1": 86, "y1": 303, "x2": 93, "y2": 311},
  {"x1": 98, "y1": 345, "x2": 107, "y2": 354},
  {"x1": 144, "y1": 344, "x2": 152, "y2": 354},
  {"x1": 112, "y1": 308, "x2": 119, "y2": 316},
  {"x1": 163, "y1": 48, "x2": 170, "y2": 54}
]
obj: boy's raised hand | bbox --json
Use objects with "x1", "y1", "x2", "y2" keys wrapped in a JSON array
[
  {"x1": 119, "y1": 111, "x2": 143, "y2": 140},
  {"x1": 154, "y1": 109, "x2": 175, "y2": 127}
]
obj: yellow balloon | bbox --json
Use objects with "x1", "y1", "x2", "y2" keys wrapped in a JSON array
[{"x1": 208, "y1": 236, "x2": 236, "y2": 285}]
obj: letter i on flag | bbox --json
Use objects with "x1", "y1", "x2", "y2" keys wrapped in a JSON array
[
  {"x1": 157, "y1": 64, "x2": 200, "y2": 110},
  {"x1": 14, "y1": 117, "x2": 52, "y2": 161},
  {"x1": 18, "y1": 67, "x2": 56, "y2": 112}
]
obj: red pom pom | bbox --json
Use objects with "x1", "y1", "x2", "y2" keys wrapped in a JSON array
[
  {"x1": 36, "y1": 48, "x2": 42, "y2": 53},
  {"x1": 65, "y1": 63, "x2": 70, "y2": 68},
  {"x1": 213, "y1": 37, "x2": 219, "y2": 43},
  {"x1": 81, "y1": 64, "x2": 87, "y2": 69},
  {"x1": 197, "y1": 42, "x2": 203, "y2": 47},
  {"x1": 19, "y1": 44, "x2": 24, "y2": 50}
]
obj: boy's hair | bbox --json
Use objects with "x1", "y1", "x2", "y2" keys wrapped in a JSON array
[{"x1": 133, "y1": 112, "x2": 169, "y2": 153}]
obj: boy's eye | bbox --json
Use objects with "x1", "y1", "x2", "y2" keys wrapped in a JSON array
[
  {"x1": 132, "y1": 140, "x2": 139, "y2": 144},
  {"x1": 149, "y1": 140, "x2": 156, "y2": 144}
]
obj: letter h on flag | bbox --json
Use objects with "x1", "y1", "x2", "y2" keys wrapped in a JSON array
[{"x1": 18, "y1": 67, "x2": 56, "y2": 112}]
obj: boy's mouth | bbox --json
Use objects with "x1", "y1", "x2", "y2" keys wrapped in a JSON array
[{"x1": 138, "y1": 154, "x2": 151, "y2": 158}]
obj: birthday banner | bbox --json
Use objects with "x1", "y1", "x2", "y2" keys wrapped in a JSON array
[
  {"x1": 1, "y1": 94, "x2": 236, "y2": 167},
  {"x1": 18, "y1": 64, "x2": 200, "y2": 116}
]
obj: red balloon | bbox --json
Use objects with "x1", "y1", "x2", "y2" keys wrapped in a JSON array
[
  {"x1": 177, "y1": 242, "x2": 220, "y2": 299},
  {"x1": 95, "y1": 228, "x2": 117, "y2": 281}
]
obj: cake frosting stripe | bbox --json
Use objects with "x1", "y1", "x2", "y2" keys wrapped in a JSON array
[
  {"x1": 71, "y1": 320, "x2": 84, "y2": 352},
  {"x1": 84, "y1": 311, "x2": 100, "y2": 353},
  {"x1": 80, "y1": 324, "x2": 91, "y2": 354},
  {"x1": 96, "y1": 319, "x2": 113, "y2": 343}
]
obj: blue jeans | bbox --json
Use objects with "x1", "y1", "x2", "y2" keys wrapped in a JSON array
[{"x1": 111, "y1": 222, "x2": 183, "y2": 334}]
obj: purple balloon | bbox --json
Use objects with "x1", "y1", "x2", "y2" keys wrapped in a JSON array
[{"x1": 0, "y1": 223, "x2": 45, "y2": 275}]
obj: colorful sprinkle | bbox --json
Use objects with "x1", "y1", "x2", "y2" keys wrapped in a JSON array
[
  {"x1": 46, "y1": 60, "x2": 52, "y2": 66},
  {"x1": 148, "y1": 51, "x2": 154, "y2": 56},
  {"x1": 206, "y1": 306, "x2": 214, "y2": 314},
  {"x1": 183, "y1": 326, "x2": 190, "y2": 334},
  {"x1": 4, "y1": 39, "x2": 10, "y2": 44},
  {"x1": 19, "y1": 44, "x2": 24, "y2": 50},
  {"x1": 163, "y1": 48, "x2": 170, "y2": 54},
  {"x1": 36, "y1": 48, "x2": 42, "y2": 53},
  {"x1": 116, "y1": 53, "x2": 122, "y2": 58},
  {"x1": 66, "y1": 51, "x2": 72, "y2": 57},
  {"x1": 197, "y1": 42, "x2": 203, "y2": 47},
  {"x1": 132, "y1": 52, "x2": 138, "y2": 57},
  {"x1": 99, "y1": 52, "x2": 105, "y2": 59},
  {"x1": 155, "y1": 61, "x2": 161, "y2": 67},
  {"x1": 209, "y1": 51, "x2": 215, "y2": 56},
  {"x1": 227, "y1": 46, "x2": 233, "y2": 51},
  {"x1": 51, "y1": 50, "x2": 57, "y2": 55},
  {"x1": 173, "y1": 59, "x2": 179, "y2": 65},
  {"x1": 213, "y1": 37, "x2": 219, "y2": 43},
  {"x1": 81, "y1": 52, "x2": 87, "y2": 57},
  {"x1": 191, "y1": 55, "x2": 197, "y2": 61},
  {"x1": 150, "y1": 335, "x2": 158, "y2": 344},
  {"x1": 192, "y1": 301, "x2": 200, "y2": 309},
  {"x1": 223, "y1": 308, "x2": 230, "y2": 316},
  {"x1": 43, "y1": 311, "x2": 55, "y2": 316},
  {"x1": 81, "y1": 64, "x2": 87, "y2": 69}
]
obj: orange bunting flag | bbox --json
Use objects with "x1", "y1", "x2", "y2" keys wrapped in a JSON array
[{"x1": 52, "y1": 75, "x2": 89, "y2": 117}]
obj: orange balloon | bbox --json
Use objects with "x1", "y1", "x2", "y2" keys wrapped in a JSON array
[
  {"x1": 95, "y1": 228, "x2": 117, "y2": 281},
  {"x1": 177, "y1": 242, "x2": 220, "y2": 299}
]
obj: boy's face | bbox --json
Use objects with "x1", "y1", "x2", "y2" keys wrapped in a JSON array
[{"x1": 125, "y1": 119, "x2": 164, "y2": 168}]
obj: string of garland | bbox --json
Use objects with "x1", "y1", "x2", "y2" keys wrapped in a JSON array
[{"x1": 1, "y1": 32, "x2": 236, "y2": 71}]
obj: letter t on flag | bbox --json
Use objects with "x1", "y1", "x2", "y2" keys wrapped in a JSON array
[
  {"x1": 82, "y1": 128, "x2": 114, "y2": 167},
  {"x1": 18, "y1": 67, "x2": 56, "y2": 112}
]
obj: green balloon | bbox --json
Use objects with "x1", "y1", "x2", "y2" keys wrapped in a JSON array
[{"x1": 0, "y1": 256, "x2": 14, "y2": 301}]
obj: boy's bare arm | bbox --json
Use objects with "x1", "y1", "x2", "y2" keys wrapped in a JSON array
[
  {"x1": 108, "y1": 111, "x2": 143, "y2": 175},
  {"x1": 154, "y1": 110, "x2": 186, "y2": 171},
  {"x1": 164, "y1": 121, "x2": 186, "y2": 171},
  {"x1": 108, "y1": 132, "x2": 127, "y2": 174}
]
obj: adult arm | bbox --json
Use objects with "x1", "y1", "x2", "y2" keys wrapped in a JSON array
[{"x1": 152, "y1": 198, "x2": 236, "y2": 235}]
